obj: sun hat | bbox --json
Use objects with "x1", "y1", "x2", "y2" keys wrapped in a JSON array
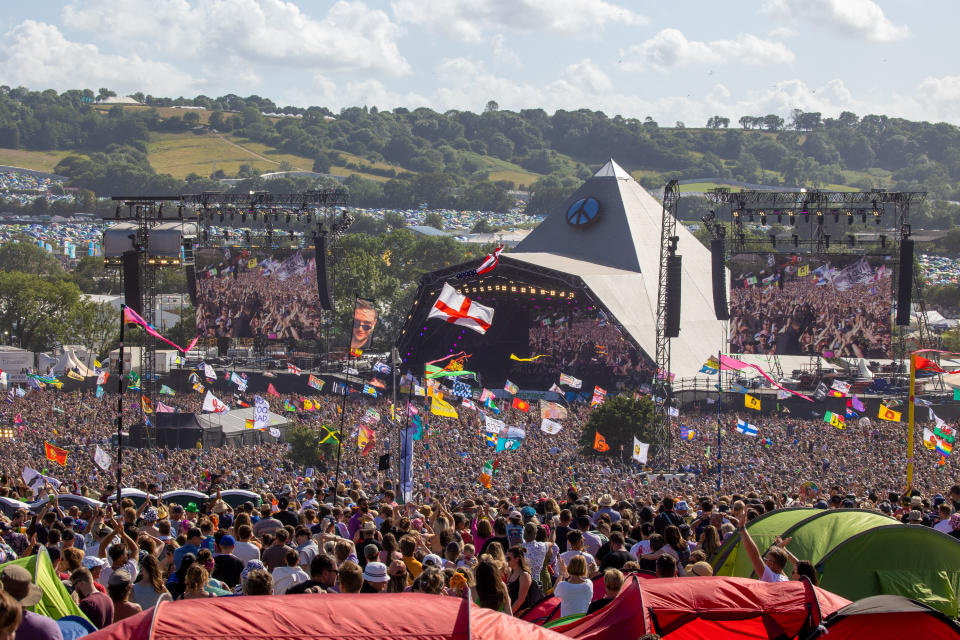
[
  {"x1": 82, "y1": 556, "x2": 106, "y2": 570},
  {"x1": 422, "y1": 554, "x2": 443, "y2": 568},
  {"x1": 361, "y1": 520, "x2": 376, "y2": 532},
  {"x1": 1, "y1": 564, "x2": 43, "y2": 606},
  {"x1": 908, "y1": 510, "x2": 923, "y2": 522},
  {"x1": 688, "y1": 561, "x2": 713, "y2": 577},
  {"x1": 363, "y1": 562, "x2": 389, "y2": 583},
  {"x1": 143, "y1": 507, "x2": 158, "y2": 523}
]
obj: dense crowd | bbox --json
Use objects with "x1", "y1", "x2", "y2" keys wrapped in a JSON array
[
  {"x1": 194, "y1": 250, "x2": 321, "y2": 341},
  {"x1": 0, "y1": 379, "x2": 958, "y2": 638},
  {"x1": 729, "y1": 260, "x2": 892, "y2": 358}
]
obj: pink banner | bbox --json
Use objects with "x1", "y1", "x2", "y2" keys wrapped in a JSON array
[
  {"x1": 718, "y1": 355, "x2": 814, "y2": 402},
  {"x1": 123, "y1": 306, "x2": 199, "y2": 353}
]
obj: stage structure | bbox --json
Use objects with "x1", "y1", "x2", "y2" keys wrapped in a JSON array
[
  {"x1": 102, "y1": 189, "x2": 349, "y2": 444},
  {"x1": 706, "y1": 188, "x2": 929, "y2": 373},
  {"x1": 397, "y1": 160, "x2": 723, "y2": 460},
  {"x1": 653, "y1": 180, "x2": 680, "y2": 467}
]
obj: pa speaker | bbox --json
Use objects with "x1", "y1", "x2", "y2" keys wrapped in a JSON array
[
  {"x1": 710, "y1": 238, "x2": 730, "y2": 320},
  {"x1": 315, "y1": 234, "x2": 334, "y2": 311},
  {"x1": 896, "y1": 238, "x2": 914, "y2": 326},
  {"x1": 185, "y1": 265, "x2": 197, "y2": 306},
  {"x1": 665, "y1": 254, "x2": 682, "y2": 337},
  {"x1": 122, "y1": 251, "x2": 142, "y2": 315}
]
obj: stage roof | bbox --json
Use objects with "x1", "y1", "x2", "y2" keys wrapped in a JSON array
[{"x1": 507, "y1": 160, "x2": 726, "y2": 378}]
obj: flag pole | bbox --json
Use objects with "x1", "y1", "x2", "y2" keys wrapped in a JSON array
[
  {"x1": 716, "y1": 347, "x2": 722, "y2": 493},
  {"x1": 906, "y1": 353, "x2": 916, "y2": 490},
  {"x1": 116, "y1": 304, "x2": 125, "y2": 507}
]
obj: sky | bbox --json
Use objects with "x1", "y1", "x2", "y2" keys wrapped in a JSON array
[{"x1": 2, "y1": 0, "x2": 959, "y2": 125}]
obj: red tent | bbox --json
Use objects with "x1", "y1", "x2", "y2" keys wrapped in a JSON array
[
  {"x1": 522, "y1": 572, "x2": 657, "y2": 627},
  {"x1": 82, "y1": 593, "x2": 571, "y2": 640},
  {"x1": 552, "y1": 575, "x2": 851, "y2": 640},
  {"x1": 807, "y1": 595, "x2": 960, "y2": 640}
]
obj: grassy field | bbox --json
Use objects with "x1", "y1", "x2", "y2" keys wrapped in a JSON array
[
  {"x1": 146, "y1": 132, "x2": 276, "y2": 178},
  {"x1": 0, "y1": 148, "x2": 75, "y2": 173}
]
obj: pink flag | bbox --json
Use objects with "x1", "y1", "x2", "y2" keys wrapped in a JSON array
[
  {"x1": 267, "y1": 383, "x2": 280, "y2": 397},
  {"x1": 123, "y1": 306, "x2": 199, "y2": 353},
  {"x1": 847, "y1": 394, "x2": 866, "y2": 412},
  {"x1": 718, "y1": 355, "x2": 813, "y2": 401},
  {"x1": 156, "y1": 401, "x2": 176, "y2": 413}
]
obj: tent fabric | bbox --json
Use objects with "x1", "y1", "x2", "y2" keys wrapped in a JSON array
[
  {"x1": 816, "y1": 525, "x2": 960, "y2": 618},
  {"x1": 808, "y1": 595, "x2": 960, "y2": 640},
  {"x1": 0, "y1": 548, "x2": 88, "y2": 622},
  {"x1": 553, "y1": 575, "x2": 849, "y2": 640},
  {"x1": 714, "y1": 509, "x2": 895, "y2": 579},
  {"x1": 83, "y1": 592, "x2": 571, "y2": 640},
  {"x1": 713, "y1": 508, "x2": 818, "y2": 577}
]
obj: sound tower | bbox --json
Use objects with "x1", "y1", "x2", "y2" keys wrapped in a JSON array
[
  {"x1": 185, "y1": 265, "x2": 197, "y2": 306},
  {"x1": 896, "y1": 238, "x2": 914, "y2": 326},
  {"x1": 710, "y1": 238, "x2": 730, "y2": 320},
  {"x1": 315, "y1": 234, "x2": 334, "y2": 311},
  {"x1": 122, "y1": 250, "x2": 142, "y2": 315},
  {"x1": 665, "y1": 254, "x2": 682, "y2": 337}
]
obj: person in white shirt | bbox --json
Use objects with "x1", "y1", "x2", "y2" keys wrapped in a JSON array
[
  {"x1": 232, "y1": 524, "x2": 262, "y2": 565},
  {"x1": 739, "y1": 523, "x2": 796, "y2": 583},
  {"x1": 272, "y1": 548, "x2": 309, "y2": 594},
  {"x1": 559, "y1": 530, "x2": 598, "y2": 577},
  {"x1": 933, "y1": 505, "x2": 954, "y2": 534},
  {"x1": 300, "y1": 488, "x2": 319, "y2": 513},
  {"x1": 553, "y1": 554, "x2": 593, "y2": 618}
]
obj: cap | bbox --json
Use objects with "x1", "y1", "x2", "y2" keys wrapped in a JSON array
[
  {"x1": 508, "y1": 510, "x2": 522, "y2": 520},
  {"x1": 1, "y1": 565, "x2": 43, "y2": 607},
  {"x1": 363, "y1": 562, "x2": 389, "y2": 583},
  {"x1": 520, "y1": 506, "x2": 536, "y2": 519},
  {"x1": 675, "y1": 500, "x2": 689, "y2": 512},
  {"x1": 82, "y1": 556, "x2": 106, "y2": 570},
  {"x1": 219, "y1": 534, "x2": 236, "y2": 547},
  {"x1": 422, "y1": 554, "x2": 443, "y2": 568},
  {"x1": 908, "y1": 510, "x2": 923, "y2": 522},
  {"x1": 107, "y1": 570, "x2": 132, "y2": 588}
]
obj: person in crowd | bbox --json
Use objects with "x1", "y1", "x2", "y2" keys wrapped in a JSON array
[
  {"x1": 360, "y1": 562, "x2": 389, "y2": 593},
  {"x1": 474, "y1": 557, "x2": 511, "y2": 613},
  {"x1": 2, "y1": 565, "x2": 62, "y2": 640},
  {"x1": 182, "y1": 564, "x2": 215, "y2": 599},
  {"x1": 107, "y1": 571, "x2": 142, "y2": 623},
  {"x1": 506, "y1": 545, "x2": 541, "y2": 617},
  {"x1": 587, "y1": 568, "x2": 624, "y2": 614},
  {"x1": 337, "y1": 562, "x2": 363, "y2": 594},
  {"x1": 272, "y1": 548, "x2": 309, "y2": 595},
  {"x1": 70, "y1": 568, "x2": 114, "y2": 629},
  {"x1": 132, "y1": 554, "x2": 169, "y2": 610},
  {"x1": 242, "y1": 569, "x2": 274, "y2": 596},
  {"x1": 0, "y1": 590, "x2": 22, "y2": 640},
  {"x1": 553, "y1": 554, "x2": 593, "y2": 617}
]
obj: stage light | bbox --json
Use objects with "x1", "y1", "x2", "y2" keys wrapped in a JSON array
[
  {"x1": 816, "y1": 210, "x2": 823, "y2": 225},
  {"x1": 511, "y1": 286, "x2": 517, "y2": 292},
  {"x1": 788, "y1": 212, "x2": 795, "y2": 225},
  {"x1": 759, "y1": 211, "x2": 766, "y2": 225},
  {"x1": 846, "y1": 211, "x2": 853, "y2": 225},
  {"x1": 873, "y1": 208, "x2": 881, "y2": 224},
  {"x1": 732, "y1": 210, "x2": 740, "y2": 219}
]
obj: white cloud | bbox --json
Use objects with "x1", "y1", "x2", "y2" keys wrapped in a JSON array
[
  {"x1": 763, "y1": 0, "x2": 909, "y2": 42},
  {"x1": 621, "y1": 28, "x2": 795, "y2": 72},
  {"x1": 391, "y1": 0, "x2": 647, "y2": 42},
  {"x1": 62, "y1": 0, "x2": 411, "y2": 76},
  {"x1": 490, "y1": 34, "x2": 522, "y2": 67},
  {"x1": 0, "y1": 20, "x2": 199, "y2": 95}
]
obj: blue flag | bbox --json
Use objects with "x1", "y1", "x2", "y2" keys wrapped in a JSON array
[{"x1": 96, "y1": 385, "x2": 104, "y2": 398}]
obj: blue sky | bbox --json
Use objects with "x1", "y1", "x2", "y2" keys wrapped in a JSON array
[{"x1": 2, "y1": 1, "x2": 958, "y2": 124}]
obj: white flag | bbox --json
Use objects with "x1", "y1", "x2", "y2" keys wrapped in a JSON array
[
  {"x1": 776, "y1": 389, "x2": 791, "y2": 400},
  {"x1": 540, "y1": 418, "x2": 563, "y2": 435},
  {"x1": 22, "y1": 467, "x2": 61, "y2": 496},
  {"x1": 269, "y1": 427, "x2": 281, "y2": 438},
  {"x1": 203, "y1": 363, "x2": 216, "y2": 379},
  {"x1": 93, "y1": 445, "x2": 112, "y2": 472},
  {"x1": 254, "y1": 395, "x2": 270, "y2": 429},
  {"x1": 632, "y1": 437, "x2": 649, "y2": 464},
  {"x1": 485, "y1": 415, "x2": 506, "y2": 434},
  {"x1": 428, "y1": 283, "x2": 495, "y2": 335},
  {"x1": 96, "y1": 371, "x2": 108, "y2": 386},
  {"x1": 668, "y1": 406, "x2": 679, "y2": 417},
  {"x1": 504, "y1": 426, "x2": 526, "y2": 440},
  {"x1": 202, "y1": 391, "x2": 228, "y2": 413}
]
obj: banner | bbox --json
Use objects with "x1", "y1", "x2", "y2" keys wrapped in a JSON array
[
  {"x1": 202, "y1": 391, "x2": 228, "y2": 413},
  {"x1": 350, "y1": 298, "x2": 378, "y2": 351},
  {"x1": 22, "y1": 467, "x2": 61, "y2": 496},
  {"x1": 540, "y1": 418, "x2": 562, "y2": 435},
  {"x1": 307, "y1": 375, "x2": 324, "y2": 391},
  {"x1": 44, "y1": 442, "x2": 68, "y2": 466},
  {"x1": 485, "y1": 415, "x2": 506, "y2": 434},
  {"x1": 93, "y1": 445, "x2": 112, "y2": 472},
  {"x1": 632, "y1": 437, "x2": 649, "y2": 464},
  {"x1": 254, "y1": 395, "x2": 270, "y2": 429},
  {"x1": 559, "y1": 373, "x2": 582, "y2": 389},
  {"x1": 539, "y1": 400, "x2": 567, "y2": 420},
  {"x1": 878, "y1": 405, "x2": 901, "y2": 422},
  {"x1": 430, "y1": 396, "x2": 459, "y2": 419}
]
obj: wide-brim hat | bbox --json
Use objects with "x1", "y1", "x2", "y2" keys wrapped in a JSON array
[{"x1": 1, "y1": 564, "x2": 42, "y2": 607}]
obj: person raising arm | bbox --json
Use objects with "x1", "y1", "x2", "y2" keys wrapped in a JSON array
[{"x1": 738, "y1": 524, "x2": 790, "y2": 583}]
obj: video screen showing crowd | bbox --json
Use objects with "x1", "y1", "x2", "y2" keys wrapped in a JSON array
[
  {"x1": 728, "y1": 253, "x2": 893, "y2": 358},
  {"x1": 520, "y1": 306, "x2": 654, "y2": 393},
  {"x1": 194, "y1": 247, "x2": 322, "y2": 341}
]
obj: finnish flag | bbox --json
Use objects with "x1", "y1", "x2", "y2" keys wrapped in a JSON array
[{"x1": 736, "y1": 419, "x2": 759, "y2": 436}]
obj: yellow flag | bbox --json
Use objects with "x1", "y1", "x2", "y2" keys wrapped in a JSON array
[
  {"x1": 247, "y1": 258, "x2": 258, "y2": 269},
  {"x1": 878, "y1": 405, "x2": 901, "y2": 422},
  {"x1": 797, "y1": 264, "x2": 809, "y2": 277},
  {"x1": 430, "y1": 396, "x2": 459, "y2": 419},
  {"x1": 245, "y1": 419, "x2": 254, "y2": 429},
  {"x1": 828, "y1": 413, "x2": 845, "y2": 429},
  {"x1": 744, "y1": 394, "x2": 761, "y2": 410},
  {"x1": 94, "y1": 359, "x2": 103, "y2": 369},
  {"x1": 66, "y1": 370, "x2": 84, "y2": 381}
]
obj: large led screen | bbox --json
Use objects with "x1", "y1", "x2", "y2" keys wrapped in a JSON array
[
  {"x1": 728, "y1": 253, "x2": 893, "y2": 358},
  {"x1": 195, "y1": 247, "x2": 320, "y2": 340}
]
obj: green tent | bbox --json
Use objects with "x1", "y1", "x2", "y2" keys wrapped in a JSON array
[
  {"x1": 713, "y1": 509, "x2": 895, "y2": 579},
  {"x1": 0, "y1": 548, "x2": 88, "y2": 621},
  {"x1": 713, "y1": 508, "x2": 817, "y2": 577},
  {"x1": 817, "y1": 525, "x2": 960, "y2": 618}
]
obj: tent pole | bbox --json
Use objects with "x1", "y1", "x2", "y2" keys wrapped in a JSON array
[
  {"x1": 906, "y1": 353, "x2": 916, "y2": 490},
  {"x1": 716, "y1": 347, "x2": 722, "y2": 493}
]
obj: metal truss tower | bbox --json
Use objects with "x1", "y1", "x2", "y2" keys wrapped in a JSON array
[{"x1": 653, "y1": 180, "x2": 680, "y2": 468}]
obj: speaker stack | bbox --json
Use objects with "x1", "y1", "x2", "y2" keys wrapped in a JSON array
[
  {"x1": 710, "y1": 238, "x2": 730, "y2": 320},
  {"x1": 895, "y1": 238, "x2": 914, "y2": 326},
  {"x1": 122, "y1": 250, "x2": 142, "y2": 315},
  {"x1": 315, "y1": 234, "x2": 334, "y2": 311},
  {"x1": 665, "y1": 254, "x2": 682, "y2": 338}
]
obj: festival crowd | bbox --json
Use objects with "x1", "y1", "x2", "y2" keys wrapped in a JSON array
[{"x1": 0, "y1": 376, "x2": 958, "y2": 638}]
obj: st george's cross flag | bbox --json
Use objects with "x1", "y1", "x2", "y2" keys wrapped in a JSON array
[{"x1": 428, "y1": 283, "x2": 494, "y2": 335}]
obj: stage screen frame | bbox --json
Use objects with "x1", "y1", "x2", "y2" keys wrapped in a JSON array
[{"x1": 727, "y1": 252, "x2": 894, "y2": 359}]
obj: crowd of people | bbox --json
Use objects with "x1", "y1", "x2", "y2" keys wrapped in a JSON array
[
  {"x1": 729, "y1": 257, "x2": 892, "y2": 358},
  {"x1": 0, "y1": 370, "x2": 958, "y2": 637},
  {"x1": 194, "y1": 249, "x2": 321, "y2": 341}
]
